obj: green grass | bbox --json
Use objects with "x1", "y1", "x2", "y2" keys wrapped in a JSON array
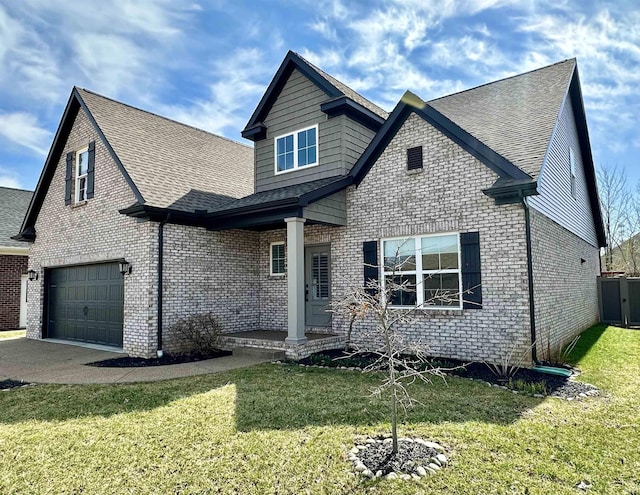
[
  {"x1": 0, "y1": 330, "x2": 25, "y2": 340},
  {"x1": 0, "y1": 324, "x2": 638, "y2": 494}
]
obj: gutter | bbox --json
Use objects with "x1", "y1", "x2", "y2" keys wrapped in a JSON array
[
  {"x1": 522, "y1": 198, "x2": 539, "y2": 364},
  {"x1": 157, "y1": 212, "x2": 172, "y2": 357}
]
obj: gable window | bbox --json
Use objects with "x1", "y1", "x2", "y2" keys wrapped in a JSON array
[
  {"x1": 274, "y1": 125, "x2": 318, "y2": 174},
  {"x1": 381, "y1": 233, "x2": 462, "y2": 309},
  {"x1": 75, "y1": 148, "x2": 89, "y2": 202},
  {"x1": 569, "y1": 147, "x2": 577, "y2": 198},
  {"x1": 270, "y1": 242, "x2": 286, "y2": 275}
]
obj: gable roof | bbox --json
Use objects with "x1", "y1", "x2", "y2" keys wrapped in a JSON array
[
  {"x1": 0, "y1": 187, "x2": 33, "y2": 250},
  {"x1": 76, "y1": 89, "x2": 253, "y2": 210},
  {"x1": 241, "y1": 51, "x2": 388, "y2": 139},
  {"x1": 428, "y1": 59, "x2": 576, "y2": 179},
  {"x1": 17, "y1": 88, "x2": 254, "y2": 239}
]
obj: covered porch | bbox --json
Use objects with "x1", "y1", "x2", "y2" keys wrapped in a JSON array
[{"x1": 203, "y1": 177, "x2": 350, "y2": 358}]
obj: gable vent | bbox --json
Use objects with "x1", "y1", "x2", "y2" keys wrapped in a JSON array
[{"x1": 407, "y1": 146, "x2": 423, "y2": 170}]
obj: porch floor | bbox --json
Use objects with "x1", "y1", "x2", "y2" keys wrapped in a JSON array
[
  {"x1": 224, "y1": 330, "x2": 335, "y2": 342},
  {"x1": 218, "y1": 330, "x2": 344, "y2": 360}
]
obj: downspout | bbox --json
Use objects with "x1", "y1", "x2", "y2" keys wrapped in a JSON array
[
  {"x1": 157, "y1": 212, "x2": 171, "y2": 357},
  {"x1": 522, "y1": 198, "x2": 539, "y2": 364}
]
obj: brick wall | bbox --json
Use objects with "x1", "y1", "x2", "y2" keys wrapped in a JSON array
[
  {"x1": 161, "y1": 224, "x2": 259, "y2": 353},
  {"x1": 529, "y1": 207, "x2": 600, "y2": 358},
  {"x1": 27, "y1": 107, "x2": 158, "y2": 357},
  {"x1": 0, "y1": 254, "x2": 27, "y2": 330},
  {"x1": 255, "y1": 113, "x2": 534, "y2": 364}
]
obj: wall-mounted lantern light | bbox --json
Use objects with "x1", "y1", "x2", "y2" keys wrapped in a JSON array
[
  {"x1": 118, "y1": 260, "x2": 132, "y2": 276},
  {"x1": 27, "y1": 269, "x2": 38, "y2": 281}
]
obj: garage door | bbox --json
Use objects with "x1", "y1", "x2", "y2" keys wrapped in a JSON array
[{"x1": 47, "y1": 263, "x2": 123, "y2": 347}]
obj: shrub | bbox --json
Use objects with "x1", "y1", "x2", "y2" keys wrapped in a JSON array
[{"x1": 170, "y1": 313, "x2": 222, "y2": 354}]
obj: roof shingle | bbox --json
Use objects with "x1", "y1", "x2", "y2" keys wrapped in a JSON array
[
  {"x1": 0, "y1": 187, "x2": 33, "y2": 248},
  {"x1": 428, "y1": 59, "x2": 576, "y2": 179},
  {"x1": 77, "y1": 89, "x2": 254, "y2": 212}
]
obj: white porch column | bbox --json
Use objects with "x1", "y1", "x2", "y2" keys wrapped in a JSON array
[{"x1": 285, "y1": 217, "x2": 307, "y2": 344}]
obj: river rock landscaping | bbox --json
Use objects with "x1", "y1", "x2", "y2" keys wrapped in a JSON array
[{"x1": 349, "y1": 437, "x2": 448, "y2": 480}]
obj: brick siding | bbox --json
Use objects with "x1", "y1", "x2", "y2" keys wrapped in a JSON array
[
  {"x1": 27, "y1": 108, "x2": 158, "y2": 357},
  {"x1": 0, "y1": 254, "x2": 27, "y2": 330},
  {"x1": 529, "y1": 207, "x2": 600, "y2": 358}
]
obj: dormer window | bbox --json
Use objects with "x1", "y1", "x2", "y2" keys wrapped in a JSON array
[
  {"x1": 274, "y1": 125, "x2": 318, "y2": 174},
  {"x1": 75, "y1": 148, "x2": 89, "y2": 202}
]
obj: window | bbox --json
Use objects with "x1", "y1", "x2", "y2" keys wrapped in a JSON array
[
  {"x1": 407, "y1": 146, "x2": 423, "y2": 170},
  {"x1": 569, "y1": 147, "x2": 577, "y2": 198},
  {"x1": 75, "y1": 148, "x2": 89, "y2": 202},
  {"x1": 270, "y1": 242, "x2": 286, "y2": 275},
  {"x1": 381, "y1": 233, "x2": 462, "y2": 309},
  {"x1": 274, "y1": 125, "x2": 318, "y2": 173}
]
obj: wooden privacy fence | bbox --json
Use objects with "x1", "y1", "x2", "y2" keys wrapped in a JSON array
[{"x1": 597, "y1": 276, "x2": 640, "y2": 327}]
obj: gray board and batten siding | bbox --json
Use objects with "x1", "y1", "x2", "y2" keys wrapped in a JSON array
[
  {"x1": 528, "y1": 97, "x2": 599, "y2": 247},
  {"x1": 254, "y1": 68, "x2": 377, "y2": 193}
]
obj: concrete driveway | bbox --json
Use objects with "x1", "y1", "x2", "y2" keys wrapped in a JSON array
[{"x1": 0, "y1": 338, "x2": 270, "y2": 385}]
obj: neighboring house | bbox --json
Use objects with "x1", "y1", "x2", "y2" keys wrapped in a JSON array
[
  {"x1": 16, "y1": 51, "x2": 605, "y2": 364},
  {"x1": 0, "y1": 186, "x2": 33, "y2": 330}
]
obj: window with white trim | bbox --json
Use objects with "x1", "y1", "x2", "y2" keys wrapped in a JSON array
[
  {"x1": 270, "y1": 242, "x2": 286, "y2": 275},
  {"x1": 75, "y1": 148, "x2": 89, "y2": 202},
  {"x1": 569, "y1": 147, "x2": 577, "y2": 198},
  {"x1": 381, "y1": 233, "x2": 462, "y2": 309},
  {"x1": 274, "y1": 125, "x2": 318, "y2": 174}
]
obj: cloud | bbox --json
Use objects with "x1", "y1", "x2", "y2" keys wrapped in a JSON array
[
  {"x1": 0, "y1": 112, "x2": 52, "y2": 156},
  {"x1": 0, "y1": 165, "x2": 23, "y2": 188},
  {"x1": 158, "y1": 47, "x2": 275, "y2": 138}
]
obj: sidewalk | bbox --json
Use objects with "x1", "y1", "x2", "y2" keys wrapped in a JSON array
[{"x1": 0, "y1": 338, "x2": 270, "y2": 385}]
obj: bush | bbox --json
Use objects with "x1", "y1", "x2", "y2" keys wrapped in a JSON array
[{"x1": 170, "y1": 313, "x2": 222, "y2": 354}]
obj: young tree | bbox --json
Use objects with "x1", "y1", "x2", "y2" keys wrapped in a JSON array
[
  {"x1": 332, "y1": 243, "x2": 460, "y2": 454},
  {"x1": 597, "y1": 163, "x2": 631, "y2": 271}
]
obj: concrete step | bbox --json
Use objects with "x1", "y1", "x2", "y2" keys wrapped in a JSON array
[{"x1": 232, "y1": 346, "x2": 286, "y2": 360}]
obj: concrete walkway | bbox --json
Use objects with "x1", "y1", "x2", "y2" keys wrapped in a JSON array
[{"x1": 0, "y1": 338, "x2": 271, "y2": 385}]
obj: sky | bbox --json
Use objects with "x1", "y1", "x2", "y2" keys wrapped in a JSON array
[{"x1": 0, "y1": 0, "x2": 638, "y2": 192}]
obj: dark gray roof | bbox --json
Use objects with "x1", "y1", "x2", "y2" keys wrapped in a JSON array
[
  {"x1": 295, "y1": 52, "x2": 389, "y2": 120},
  {"x1": 429, "y1": 59, "x2": 576, "y2": 179},
  {"x1": 0, "y1": 187, "x2": 33, "y2": 248},
  {"x1": 211, "y1": 176, "x2": 343, "y2": 214},
  {"x1": 77, "y1": 89, "x2": 254, "y2": 211}
]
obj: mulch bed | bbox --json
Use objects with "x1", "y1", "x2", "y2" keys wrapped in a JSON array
[
  {"x1": 86, "y1": 350, "x2": 231, "y2": 368},
  {"x1": 0, "y1": 379, "x2": 32, "y2": 391},
  {"x1": 297, "y1": 349, "x2": 598, "y2": 399}
]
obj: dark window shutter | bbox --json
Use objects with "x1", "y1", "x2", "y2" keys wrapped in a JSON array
[
  {"x1": 461, "y1": 232, "x2": 482, "y2": 309},
  {"x1": 65, "y1": 152, "x2": 73, "y2": 205},
  {"x1": 363, "y1": 241, "x2": 379, "y2": 295},
  {"x1": 407, "y1": 146, "x2": 423, "y2": 170},
  {"x1": 86, "y1": 141, "x2": 96, "y2": 199}
]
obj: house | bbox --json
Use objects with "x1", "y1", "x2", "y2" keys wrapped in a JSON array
[
  {"x1": 0, "y1": 186, "x2": 33, "y2": 330},
  {"x1": 15, "y1": 51, "x2": 605, "y2": 364}
]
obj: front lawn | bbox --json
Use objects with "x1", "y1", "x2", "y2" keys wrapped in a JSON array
[{"x1": 0, "y1": 324, "x2": 638, "y2": 494}]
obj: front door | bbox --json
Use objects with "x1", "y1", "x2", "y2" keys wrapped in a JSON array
[
  {"x1": 305, "y1": 244, "x2": 331, "y2": 327},
  {"x1": 19, "y1": 274, "x2": 28, "y2": 328}
]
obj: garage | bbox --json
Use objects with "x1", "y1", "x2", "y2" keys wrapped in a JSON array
[{"x1": 46, "y1": 263, "x2": 124, "y2": 347}]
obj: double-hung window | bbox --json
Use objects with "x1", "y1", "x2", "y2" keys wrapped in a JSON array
[
  {"x1": 274, "y1": 125, "x2": 318, "y2": 174},
  {"x1": 382, "y1": 233, "x2": 462, "y2": 309},
  {"x1": 75, "y1": 148, "x2": 89, "y2": 202},
  {"x1": 270, "y1": 242, "x2": 286, "y2": 276}
]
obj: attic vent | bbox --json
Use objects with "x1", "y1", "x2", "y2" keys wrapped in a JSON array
[{"x1": 407, "y1": 146, "x2": 423, "y2": 170}]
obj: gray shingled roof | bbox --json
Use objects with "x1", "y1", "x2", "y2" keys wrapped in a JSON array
[
  {"x1": 429, "y1": 59, "x2": 576, "y2": 179},
  {"x1": 0, "y1": 187, "x2": 33, "y2": 248},
  {"x1": 77, "y1": 89, "x2": 254, "y2": 212},
  {"x1": 295, "y1": 52, "x2": 389, "y2": 120},
  {"x1": 211, "y1": 176, "x2": 342, "y2": 214}
]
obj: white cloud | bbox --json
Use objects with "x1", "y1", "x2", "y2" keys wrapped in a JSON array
[
  {"x1": 0, "y1": 112, "x2": 52, "y2": 156},
  {"x1": 159, "y1": 48, "x2": 274, "y2": 138},
  {"x1": 0, "y1": 175, "x2": 22, "y2": 189}
]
